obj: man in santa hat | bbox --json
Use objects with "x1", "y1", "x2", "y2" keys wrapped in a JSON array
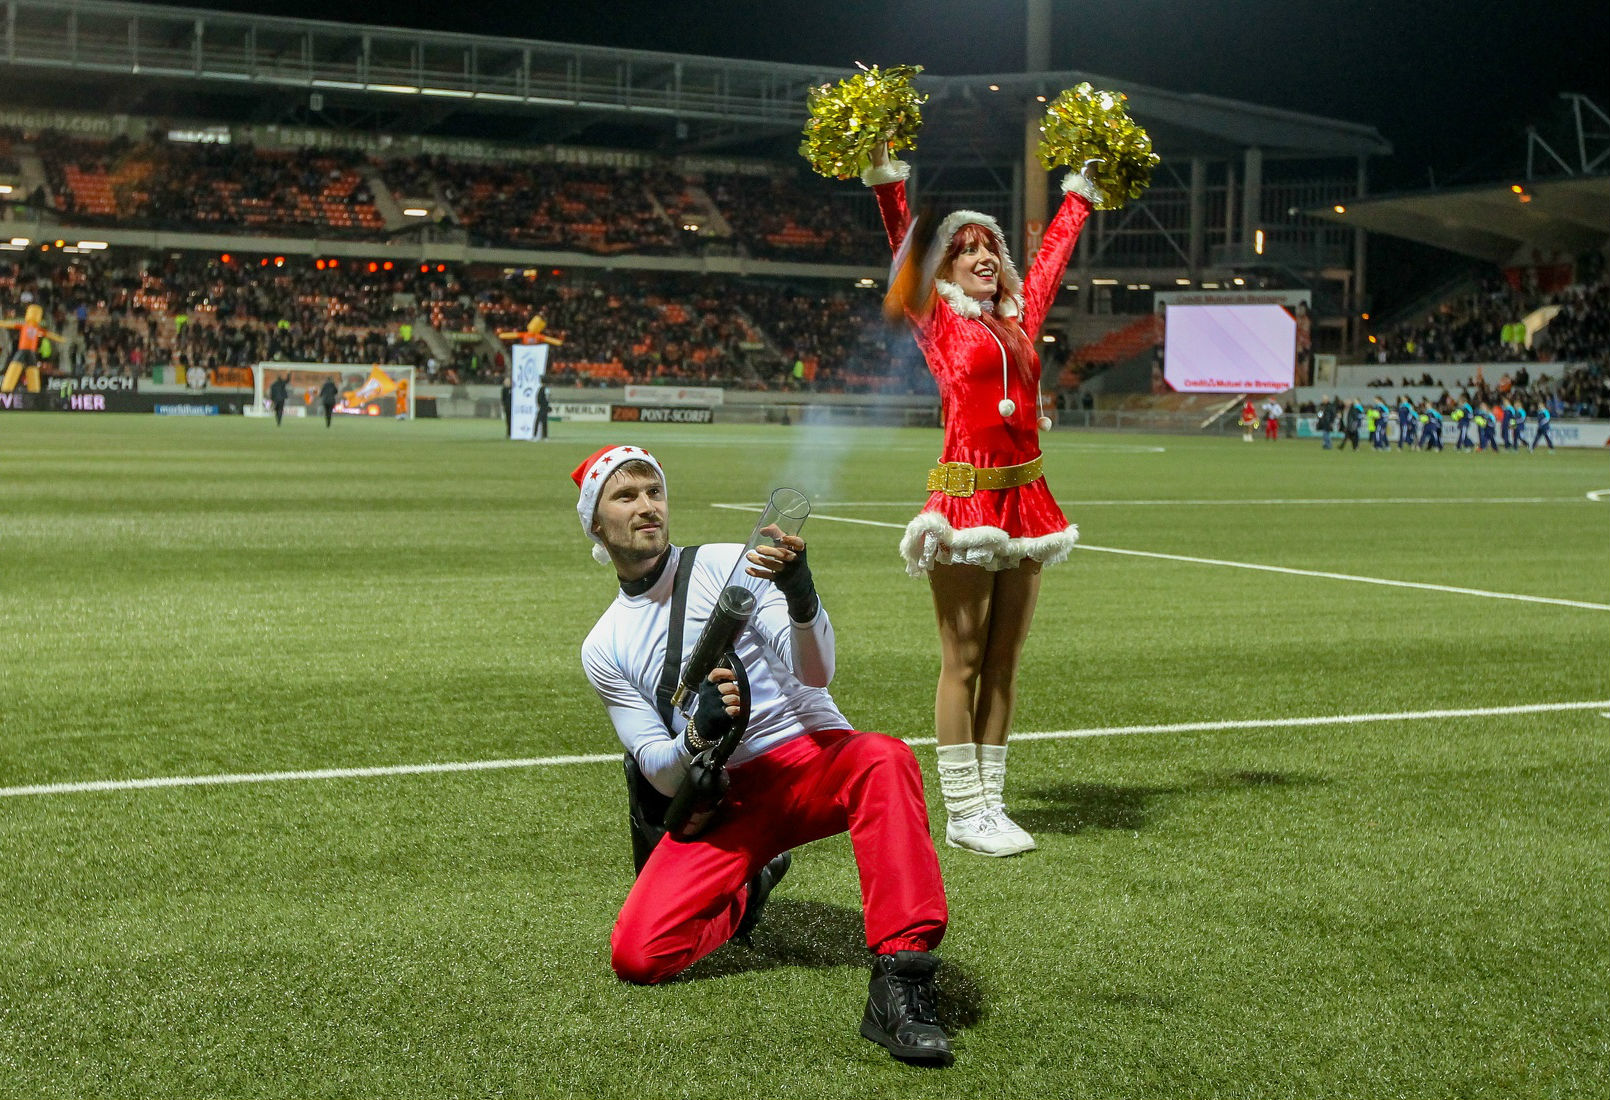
[{"x1": 572, "y1": 444, "x2": 955, "y2": 1067}]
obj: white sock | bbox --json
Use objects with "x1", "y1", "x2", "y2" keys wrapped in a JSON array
[
  {"x1": 935, "y1": 743, "x2": 987, "y2": 820},
  {"x1": 978, "y1": 743, "x2": 1008, "y2": 811}
]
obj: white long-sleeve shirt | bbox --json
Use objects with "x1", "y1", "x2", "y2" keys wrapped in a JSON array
[{"x1": 581, "y1": 544, "x2": 848, "y2": 797}]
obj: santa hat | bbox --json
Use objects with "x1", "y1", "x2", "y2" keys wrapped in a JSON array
[{"x1": 571, "y1": 444, "x2": 667, "y2": 565}]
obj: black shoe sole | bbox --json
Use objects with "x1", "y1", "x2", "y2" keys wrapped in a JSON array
[{"x1": 859, "y1": 1018, "x2": 955, "y2": 1067}]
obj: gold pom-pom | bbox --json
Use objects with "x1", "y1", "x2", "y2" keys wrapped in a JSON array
[
  {"x1": 1037, "y1": 83, "x2": 1159, "y2": 210},
  {"x1": 799, "y1": 63, "x2": 927, "y2": 180}
]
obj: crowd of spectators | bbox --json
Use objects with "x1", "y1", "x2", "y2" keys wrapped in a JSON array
[
  {"x1": 0, "y1": 252, "x2": 912, "y2": 393},
  {"x1": 1375, "y1": 259, "x2": 1609, "y2": 366},
  {"x1": 39, "y1": 134, "x2": 383, "y2": 235},
  {"x1": 422, "y1": 156, "x2": 680, "y2": 254},
  {"x1": 705, "y1": 171, "x2": 881, "y2": 263},
  {"x1": 16, "y1": 128, "x2": 885, "y2": 262},
  {"x1": 0, "y1": 254, "x2": 429, "y2": 377},
  {"x1": 1372, "y1": 275, "x2": 1537, "y2": 364}
]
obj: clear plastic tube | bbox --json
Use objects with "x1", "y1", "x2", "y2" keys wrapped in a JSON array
[{"x1": 721, "y1": 486, "x2": 811, "y2": 598}]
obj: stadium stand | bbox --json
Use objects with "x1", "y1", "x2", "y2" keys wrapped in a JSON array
[
  {"x1": 0, "y1": 251, "x2": 910, "y2": 392},
  {"x1": 26, "y1": 129, "x2": 884, "y2": 262},
  {"x1": 41, "y1": 136, "x2": 385, "y2": 235}
]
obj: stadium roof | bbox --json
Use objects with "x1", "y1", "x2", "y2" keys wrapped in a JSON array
[
  {"x1": 1311, "y1": 176, "x2": 1610, "y2": 264},
  {"x1": 922, "y1": 72, "x2": 1390, "y2": 163},
  {"x1": 0, "y1": 0, "x2": 1389, "y2": 164}
]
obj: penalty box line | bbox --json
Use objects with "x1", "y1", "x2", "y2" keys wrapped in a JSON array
[
  {"x1": 2, "y1": 699, "x2": 1607, "y2": 800},
  {"x1": 710, "y1": 504, "x2": 1610, "y2": 613}
]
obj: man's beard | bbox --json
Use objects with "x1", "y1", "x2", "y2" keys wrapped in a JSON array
[{"x1": 616, "y1": 527, "x2": 668, "y2": 563}]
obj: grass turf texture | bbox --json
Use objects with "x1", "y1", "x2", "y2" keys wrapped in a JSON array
[{"x1": 1, "y1": 413, "x2": 1607, "y2": 1097}]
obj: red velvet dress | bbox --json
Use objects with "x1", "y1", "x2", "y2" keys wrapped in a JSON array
[{"x1": 871, "y1": 176, "x2": 1094, "y2": 575}]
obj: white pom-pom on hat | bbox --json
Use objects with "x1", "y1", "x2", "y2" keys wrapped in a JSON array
[{"x1": 998, "y1": 398, "x2": 1016, "y2": 418}]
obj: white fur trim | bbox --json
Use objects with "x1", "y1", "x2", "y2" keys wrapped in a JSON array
[
  {"x1": 934, "y1": 279, "x2": 983, "y2": 319},
  {"x1": 936, "y1": 209, "x2": 1003, "y2": 248},
  {"x1": 933, "y1": 280, "x2": 1024, "y2": 322},
  {"x1": 860, "y1": 157, "x2": 911, "y2": 187},
  {"x1": 1062, "y1": 171, "x2": 1106, "y2": 207},
  {"x1": 899, "y1": 511, "x2": 1080, "y2": 578},
  {"x1": 591, "y1": 543, "x2": 614, "y2": 566}
]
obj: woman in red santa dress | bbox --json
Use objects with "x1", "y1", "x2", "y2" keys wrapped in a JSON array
[
  {"x1": 860, "y1": 142, "x2": 1103, "y2": 857},
  {"x1": 1240, "y1": 398, "x2": 1259, "y2": 443}
]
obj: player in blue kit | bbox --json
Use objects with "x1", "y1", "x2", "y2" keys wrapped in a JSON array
[
  {"x1": 1509, "y1": 402, "x2": 1527, "y2": 449},
  {"x1": 1452, "y1": 396, "x2": 1474, "y2": 451},
  {"x1": 1474, "y1": 402, "x2": 1500, "y2": 452},
  {"x1": 1529, "y1": 403, "x2": 1554, "y2": 451},
  {"x1": 1417, "y1": 401, "x2": 1443, "y2": 451},
  {"x1": 1397, "y1": 396, "x2": 1417, "y2": 449}
]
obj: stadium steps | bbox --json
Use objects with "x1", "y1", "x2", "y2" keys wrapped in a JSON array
[
  {"x1": 366, "y1": 168, "x2": 412, "y2": 230},
  {"x1": 415, "y1": 322, "x2": 455, "y2": 367},
  {"x1": 684, "y1": 184, "x2": 733, "y2": 237},
  {"x1": 1377, "y1": 271, "x2": 1480, "y2": 329},
  {"x1": 728, "y1": 305, "x2": 776, "y2": 382},
  {"x1": 1199, "y1": 394, "x2": 1250, "y2": 430},
  {"x1": 16, "y1": 151, "x2": 50, "y2": 206}
]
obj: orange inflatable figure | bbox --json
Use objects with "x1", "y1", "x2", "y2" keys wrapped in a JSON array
[
  {"x1": 1, "y1": 304, "x2": 64, "y2": 394},
  {"x1": 496, "y1": 315, "x2": 565, "y2": 347}
]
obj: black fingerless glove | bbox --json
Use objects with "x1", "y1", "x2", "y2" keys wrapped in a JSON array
[
  {"x1": 772, "y1": 544, "x2": 819, "y2": 623},
  {"x1": 683, "y1": 673, "x2": 735, "y2": 754}
]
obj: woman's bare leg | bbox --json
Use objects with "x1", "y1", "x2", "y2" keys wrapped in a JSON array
[
  {"x1": 973, "y1": 560, "x2": 1043, "y2": 747},
  {"x1": 928, "y1": 562, "x2": 995, "y2": 748}
]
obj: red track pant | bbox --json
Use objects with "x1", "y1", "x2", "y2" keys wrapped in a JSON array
[
  {"x1": 611, "y1": 729, "x2": 948, "y2": 984},
  {"x1": 1265, "y1": 418, "x2": 1280, "y2": 440}
]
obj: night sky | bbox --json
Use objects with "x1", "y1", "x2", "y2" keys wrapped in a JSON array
[{"x1": 140, "y1": 0, "x2": 1610, "y2": 193}]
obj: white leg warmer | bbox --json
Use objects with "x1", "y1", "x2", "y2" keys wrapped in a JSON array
[
  {"x1": 935, "y1": 743, "x2": 987, "y2": 819},
  {"x1": 978, "y1": 743, "x2": 1009, "y2": 810}
]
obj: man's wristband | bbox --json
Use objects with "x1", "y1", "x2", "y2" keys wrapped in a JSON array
[
  {"x1": 684, "y1": 718, "x2": 716, "y2": 752},
  {"x1": 786, "y1": 588, "x2": 820, "y2": 624}
]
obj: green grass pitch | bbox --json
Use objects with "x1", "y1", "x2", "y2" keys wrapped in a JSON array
[{"x1": 1, "y1": 412, "x2": 1607, "y2": 1097}]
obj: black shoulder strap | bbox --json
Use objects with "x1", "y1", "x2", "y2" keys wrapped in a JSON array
[{"x1": 655, "y1": 545, "x2": 700, "y2": 728}]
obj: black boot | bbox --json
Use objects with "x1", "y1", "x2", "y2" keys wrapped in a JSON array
[
  {"x1": 860, "y1": 951, "x2": 954, "y2": 1067},
  {"x1": 733, "y1": 851, "x2": 790, "y2": 945}
]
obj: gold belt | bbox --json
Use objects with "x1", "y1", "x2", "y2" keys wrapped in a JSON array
[{"x1": 925, "y1": 456, "x2": 1043, "y2": 498}]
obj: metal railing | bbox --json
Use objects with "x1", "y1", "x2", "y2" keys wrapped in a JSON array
[{"x1": 4, "y1": 0, "x2": 831, "y2": 125}]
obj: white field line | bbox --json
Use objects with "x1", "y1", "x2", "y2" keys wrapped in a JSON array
[
  {"x1": 1076, "y1": 544, "x2": 1610, "y2": 612},
  {"x1": 749, "y1": 496, "x2": 1584, "y2": 508},
  {"x1": 4, "y1": 700, "x2": 1606, "y2": 800},
  {"x1": 615, "y1": 438, "x2": 1168, "y2": 454},
  {"x1": 713, "y1": 504, "x2": 1610, "y2": 612},
  {"x1": 1588, "y1": 488, "x2": 1610, "y2": 502}
]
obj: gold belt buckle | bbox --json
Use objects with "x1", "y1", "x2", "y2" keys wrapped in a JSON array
[{"x1": 942, "y1": 461, "x2": 976, "y2": 497}]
